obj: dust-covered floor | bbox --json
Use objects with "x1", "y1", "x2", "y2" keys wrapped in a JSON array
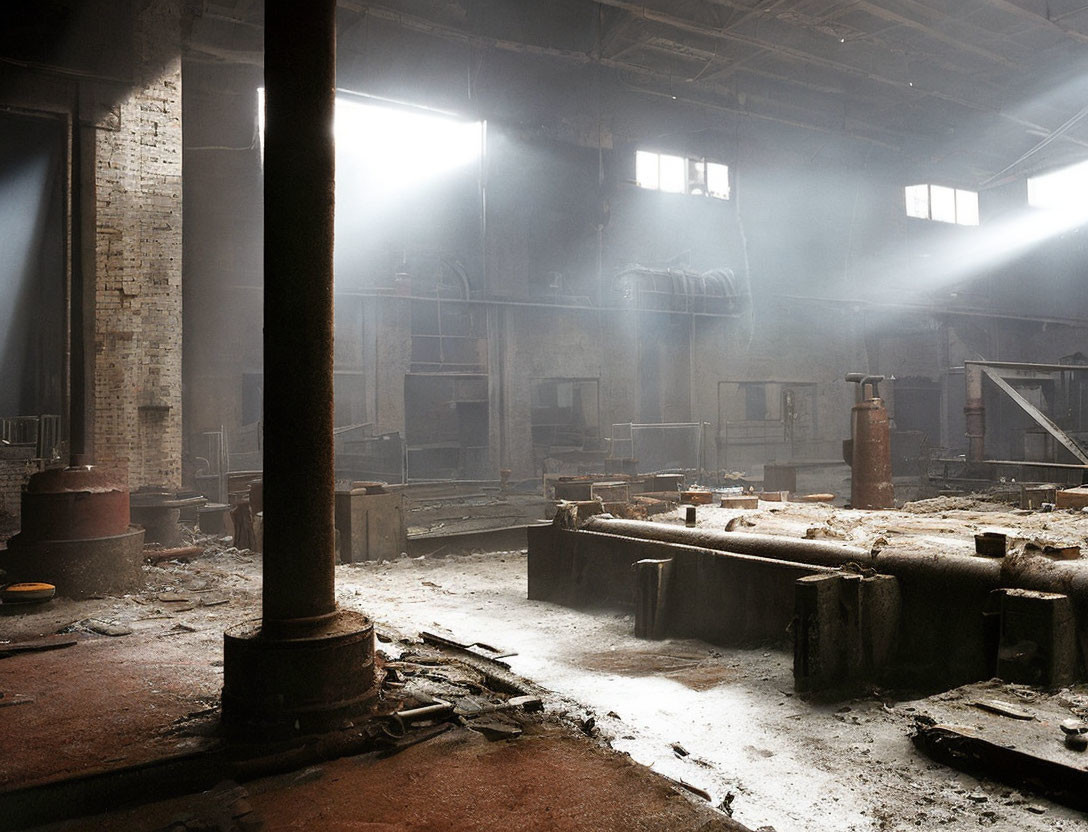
[
  {"x1": 335, "y1": 494, "x2": 1088, "y2": 832},
  {"x1": 4, "y1": 494, "x2": 1088, "y2": 830}
]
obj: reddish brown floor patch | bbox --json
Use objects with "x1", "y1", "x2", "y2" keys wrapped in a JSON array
[
  {"x1": 42, "y1": 727, "x2": 742, "y2": 832},
  {"x1": 0, "y1": 633, "x2": 221, "y2": 789}
]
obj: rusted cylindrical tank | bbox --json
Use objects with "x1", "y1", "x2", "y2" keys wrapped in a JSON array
[
  {"x1": 18, "y1": 466, "x2": 130, "y2": 541},
  {"x1": 2, "y1": 465, "x2": 145, "y2": 599},
  {"x1": 850, "y1": 397, "x2": 894, "y2": 509}
]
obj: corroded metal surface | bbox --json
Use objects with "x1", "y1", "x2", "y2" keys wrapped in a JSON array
[
  {"x1": 849, "y1": 399, "x2": 893, "y2": 509},
  {"x1": 221, "y1": 609, "x2": 377, "y2": 738},
  {"x1": 18, "y1": 467, "x2": 130, "y2": 541}
]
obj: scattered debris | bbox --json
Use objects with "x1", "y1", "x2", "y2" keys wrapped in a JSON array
[
  {"x1": 0, "y1": 637, "x2": 77, "y2": 658},
  {"x1": 81, "y1": 620, "x2": 133, "y2": 637},
  {"x1": 144, "y1": 546, "x2": 204, "y2": 564},
  {"x1": 468, "y1": 717, "x2": 523, "y2": 741},
  {"x1": 1063, "y1": 732, "x2": 1087, "y2": 752},
  {"x1": 973, "y1": 699, "x2": 1034, "y2": 720}
]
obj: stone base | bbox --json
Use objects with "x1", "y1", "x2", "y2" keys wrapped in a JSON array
[
  {"x1": 1, "y1": 526, "x2": 146, "y2": 599},
  {"x1": 221, "y1": 608, "x2": 377, "y2": 738}
]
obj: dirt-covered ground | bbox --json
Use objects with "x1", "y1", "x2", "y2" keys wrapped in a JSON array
[{"x1": 4, "y1": 494, "x2": 1088, "y2": 830}]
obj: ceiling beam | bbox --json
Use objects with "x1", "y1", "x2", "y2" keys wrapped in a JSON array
[
  {"x1": 589, "y1": 0, "x2": 1088, "y2": 151},
  {"x1": 590, "y1": 0, "x2": 1003, "y2": 109},
  {"x1": 977, "y1": 0, "x2": 1088, "y2": 44},
  {"x1": 821, "y1": 0, "x2": 1022, "y2": 69},
  {"x1": 336, "y1": 1, "x2": 1088, "y2": 160},
  {"x1": 338, "y1": 1, "x2": 913, "y2": 149}
]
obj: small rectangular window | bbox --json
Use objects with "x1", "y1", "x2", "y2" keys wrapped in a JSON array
[
  {"x1": 635, "y1": 150, "x2": 730, "y2": 200},
  {"x1": 904, "y1": 183, "x2": 979, "y2": 226}
]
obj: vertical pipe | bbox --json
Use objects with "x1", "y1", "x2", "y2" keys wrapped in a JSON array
[
  {"x1": 261, "y1": 0, "x2": 338, "y2": 629},
  {"x1": 964, "y1": 361, "x2": 985, "y2": 463},
  {"x1": 69, "y1": 100, "x2": 92, "y2": 466}
]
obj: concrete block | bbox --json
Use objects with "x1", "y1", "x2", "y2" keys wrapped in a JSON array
[
  {"x1": 794, "y1": 573, "x2": 846, "y2": 693},
  {"x1": 994, "y1": 588, "x2": 1076, "y2": 688},
  {"x1": 1021, "y1": 486, "x2": 1056, "y2": 510},
  {"x1": 720, "y1": 495, "x2": 758, "y2": 509},
  {"x1": 763, "y1": 464, "x2": 796, "y2": 493},
  {"x1": 793, "y1": 571, "x2": 901, "y2": 693},
  {"x1": 333, "y1": 489, "x2": 406, "y2": 563},
  {"x1": 634, "y1": 558, "x2": 673, "y2": 640}
]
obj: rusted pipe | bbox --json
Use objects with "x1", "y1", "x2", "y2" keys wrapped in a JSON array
[
  {"x1": 579, "y1": 517, "x2": 1088, "y2": 603},
  {"x1": 581, "y1": 517, "x2": 870, "y2": 566}
]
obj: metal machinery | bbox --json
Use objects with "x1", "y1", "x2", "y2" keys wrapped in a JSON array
[{"x1": 844, "y1": 373, "x2": 894, "y2": 509}]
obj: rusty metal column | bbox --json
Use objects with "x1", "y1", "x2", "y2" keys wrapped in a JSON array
[
  {"x1": 261, "y1": 0, "x2": 337, "y2": 630},
  {"x1": 964, "y1": 361, "x2": 985, "y2": 464},
  {"x1": 222, "y1": 0, "x2": 376, "y2": 737}
]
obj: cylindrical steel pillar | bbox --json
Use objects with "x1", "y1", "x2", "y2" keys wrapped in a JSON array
[
  {"x1": 222, "y1": 0, "x2": 376, "y2": 737},
  {"x1": 261, "y1": 0, "x2": 337, "y2": 632}
]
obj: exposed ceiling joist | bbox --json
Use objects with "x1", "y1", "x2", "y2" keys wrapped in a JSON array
[{"x1": 978, "y1": 0, "x2": 1088, "y2": 44}]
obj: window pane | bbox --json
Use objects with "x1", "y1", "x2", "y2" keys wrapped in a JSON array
[
  {"x1": 930, "y1": 185, "x2": 956, "y2": 223},
  {"x1": 955, "y1": 189, "x2": 979, "y2": 226},
  {"x1": 904, "y1": 184, "x2": 929, "y2": 219},
  {"x1": 659, "y1": 153, "x2": 685, "y2": 193},
  {"x1": 1028, "y1": 159, "x2": 1088, "y2": 209},
  {"x1": 635, "y1": 150, "x2": 659, "y2": 190},
  {"x1": 707, "y1": 162, "x2": 730, "y2": 199},
  {"x1": 688, "y1": 158, "x2": 707, "y2": 195}
]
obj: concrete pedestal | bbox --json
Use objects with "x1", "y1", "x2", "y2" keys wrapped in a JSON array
[{"x1": 334, "y1": 488, "x2": 406, "y2": 563}]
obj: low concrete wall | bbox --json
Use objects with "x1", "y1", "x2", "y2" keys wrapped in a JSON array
[{"x1": 528, "y1": 525, "x2": 833, "y2": 645}]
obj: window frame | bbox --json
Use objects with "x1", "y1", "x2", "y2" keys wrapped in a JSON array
[{"x1": 636, "y1": 149, "x2": 731, "y2": 200}]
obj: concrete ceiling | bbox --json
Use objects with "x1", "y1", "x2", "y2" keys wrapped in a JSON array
[{"x1": 186, "y1": 0, "x2": 1088, "y2": 180}]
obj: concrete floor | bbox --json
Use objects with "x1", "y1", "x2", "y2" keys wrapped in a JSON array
[
  {"x1": 4, "y1": 495, "x2": 1088, "y2": 830},
  {"x1": 342, "y1": 549, "x2": 1087, "y2": 832}
]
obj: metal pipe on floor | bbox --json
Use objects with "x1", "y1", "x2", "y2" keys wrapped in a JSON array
[
  {"x1": 579, "y1": 517, "x2": 1088, "y2": 602},
  {"x1": 581, "y1": 517, "x2": 870, "y2": 566}
]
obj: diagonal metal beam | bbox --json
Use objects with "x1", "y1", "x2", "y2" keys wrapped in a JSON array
[{"x1": 980, "y1": 365, "x2": 1088, "y2": 464}]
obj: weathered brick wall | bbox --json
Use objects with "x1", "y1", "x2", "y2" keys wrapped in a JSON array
[
  {"x1": 0, "y1": 447, "x2": 43, "y2": 527},
  {"x1": 93, "y1": 0, "x2": 183, "y2": 489}
]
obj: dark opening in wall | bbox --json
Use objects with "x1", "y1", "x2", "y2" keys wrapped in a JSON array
[{"x1": 0, "y1": 110, "x2": 65, "y2": 424}]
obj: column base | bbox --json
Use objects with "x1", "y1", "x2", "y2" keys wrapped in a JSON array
[
  {"x1": 221, "y1": 608, "x2": 377, "y2": 739},
  {"x1": 1, "y1": 527, "x2": 146, "y2": 599}
]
